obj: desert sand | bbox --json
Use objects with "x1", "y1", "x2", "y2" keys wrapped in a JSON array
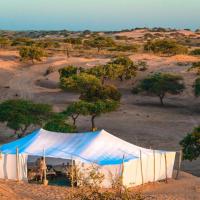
[{"x1": 0, "y1": 49, "x2": 200, "y2": 199}]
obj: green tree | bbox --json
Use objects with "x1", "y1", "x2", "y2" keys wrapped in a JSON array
[
  {"x1": 59, "y1": 66, "x2": 78, "y2": 79},
  {"x1": 109, "y1": 56, "x2": 137, "y2": 81},
  {"x1": 86, "y1": 100, "x2": 119, "y2": 130},
  {"x1": 19, "y1": 46, "x2": 45, "y2": 64},
  {"x1": 0, "y1": 37, "x2": 11, "y2": 48},
  {"x1": 135, "y1": 73, "x2": 185, "y2": 105},
  {"x1": 80, "y1": 84, "x2": 121, "y2": 102},
  {"x1": 180, "y1": 126, "x2": 200, "y2": 161},
  {"x1": 144, "y1": 39, "x2": 188, "y2": 55},
  {"x1": 84, "y1": 36, "x2": 115, "y2": 52},
  {"x1": 63, "y1": 101, "x2": 90, "y2": 126},
  {"x1": 194, "y1": 77, "x2": 200, "y2": 97},
  {"x1": 60, "y1": 73, "x2": 101, "y2": 92},
  {"x1": 44, "y1": 114, "x2": 76, "y2": 133},
  {"x1": 190, "y1": 49, "x2": 200, "y2": 56},
  {"x1": 0, "y1": 99, "x2": 52, "y2": 138}
]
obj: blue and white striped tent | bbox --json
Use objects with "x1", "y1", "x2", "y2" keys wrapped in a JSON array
[{"x1": 0, "y1": 129, "x2": 176, "y2": 187}]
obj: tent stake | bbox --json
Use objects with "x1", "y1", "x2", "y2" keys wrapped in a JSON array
[
  {"x1": 16, "y1": 147, "x2": 19, "y2": 182},
  {"x1": 164, "y1": 153, "x2": 168, "y2": 183},
  {"x1": 175, "y1": 150, "x2": 182, "y2": 180},
  {"x1": 153, "y1": 150, "x2": 156, "y2": 183},
  {"x1": 139, "y1": 150, "x2": 144, "y2": 185}
]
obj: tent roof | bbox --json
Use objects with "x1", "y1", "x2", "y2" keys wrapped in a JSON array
[{"x1": 1, "y1": 129, "x2": 166, "y2": 165}]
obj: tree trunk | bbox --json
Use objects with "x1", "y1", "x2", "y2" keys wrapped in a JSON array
[
  {"x1": 72, "y1": 114, "x2": 79, "y2": 126},
  {"x1": 159, "y1": 95, "x2": 164, "y2": 106},
  {"x1": 91, "y1": 115, "x2": 96, "y2": 131},
  {"x1": 119, "y1": 75, "x2": 123, "y2": 82}
]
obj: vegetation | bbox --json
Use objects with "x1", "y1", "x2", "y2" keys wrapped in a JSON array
[
  {"x1": 84, "y1": 36, "x2": 115, "y2": 52},
  {"x1": 59, "y1": 65, "x2": 78, "y2": 79},
  {"x1": 0, "y1": 37, "x2": 11, "y2": 48},
  {"x1": 188, "y1": 62, "x2": 200, "y2": 75},
  {"x1": 63, "y1": 101, "x2": 90, "y2": 126},
  {"x1": 180, "y1": 126, "x2": 200, "y2": 161},
  {"x1": 190, "y1": 49, "x2": 200, "y2": 55},
  {"x1": 0, "y1": 99, "x2": 52, "y2": 138},
  {"x1": 144, "y1": 39, "x2": 188, "y2": 55},
  {"x1": 19, "y1": 46, "x2": 45, "y2": 64},
  {"x1": 109, "y1": 56, "x2": 137, "y2": 81},
  {"x1": 44, "y1": 114, "x2": 76, "y2": 133},
  {"x1": 65, "y1": 100, "x2": 119, "y2": 130},
  {"x1": 134, "y1": 73, "x2": 185, "y2": 105},
  {"x1": 194, "y1": 77, "x2": 200, "y2": 97}
]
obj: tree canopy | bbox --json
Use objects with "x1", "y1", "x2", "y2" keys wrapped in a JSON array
[
  {"x1": 180, "y1": 126, "x2": 200, "y2": 161},
  {"x1": 144, "y1": 39, "x2": 188, "y2": 55},
  {"x1": 44, "y1": 113, "x2": 76, "y2": 133},
  {"x1": 84, "y1": 36, "x2": 115, "y2": 52},
  {"x1": 19, "y1": 46, "x2": 45, "y2": 64},
  {"x1": 0, "y1": 99, "x2": 52, "y2": 138},
  {"x1": 134, "y1": 73, "x2": 185, "y2": 105},
  {"x1": 109, "y1": 56, "x2": 137, "y2": 81},
  {"x1": 194, "y1": 77, "x2": 200, "y2": 97}
]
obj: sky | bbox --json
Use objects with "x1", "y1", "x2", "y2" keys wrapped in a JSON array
[{"x1": 0, "y1": 0, "x2": 199, "y2": 31}]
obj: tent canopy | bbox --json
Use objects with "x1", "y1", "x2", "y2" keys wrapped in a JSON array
[{"x1": 1, "y1": 129, "x2": 166, "y2": 165}]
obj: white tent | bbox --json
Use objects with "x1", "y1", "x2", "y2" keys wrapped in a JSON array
[{"x1": 0, "y1": 129, "x2": 176, "y2": 187}]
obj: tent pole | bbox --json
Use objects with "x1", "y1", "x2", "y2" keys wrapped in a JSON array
[
  {"x1": 16, "y1": 147, "x2": 19, "y2": 182},
  {"x1": 43, "y1": 148, "x2": 47, "y2": 185},
  {"x1": 164, "y1": 153, "x2": 168, "y2": 183},
  {"x1": 175, "y1": 150, "x2": 182, "y2": 180},
  {"x1": 121, "y1": 154, "x2": 125, "y2": 187},
  {"x1": 139, "y1": 150, "x2": 144, "y2": 185},
  {"x1": 71, "y1": 156, "x2": 74, "y2": 188},
  {"x1": 153, "y1": 150, "x2": 156, "y2": 183}
]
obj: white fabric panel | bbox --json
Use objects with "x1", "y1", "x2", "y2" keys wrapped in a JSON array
[
  {"x1": 123, "y1": 152, "x2": 176, "y2": 187},
  {"x1": 0, "y1": 154, "x2": 28, "y2": 180}
]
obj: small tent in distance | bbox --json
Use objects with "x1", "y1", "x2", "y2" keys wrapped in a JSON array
[{"x1": 0, "y1": 129, "x2": 176, "y2": 188}]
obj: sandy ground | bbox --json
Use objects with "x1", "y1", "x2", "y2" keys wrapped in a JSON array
[
  {"x1": 0, "y1": 172, "x2": 199, "y2": 200},
  {"x1": 0, "y1": 50, "x2": 200, "y2": 199}
]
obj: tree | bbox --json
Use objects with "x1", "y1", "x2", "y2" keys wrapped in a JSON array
[
  {"x1": 80, "y1": 84, "x2": 121, "y2": 102},
  {"x1": 59, "y1": 66, "x2": 78, "y2": 79},
  {"x1": 109, "y1": 56, "x2": 137, "y2": 81},
  {"x1": 190, "y1": 49, "x2": 200, "y2": 56},
  {"x1": 63, "y1": 101, "x2": 90, "y2": 126},
  {"x1": 60, "y1": 73, "x2": 101, "y2": 92},
  {"x1": 86, "y1": 100, "x2": 119, "y2": 130},
  {"x1": 44, "y1": 114, "x2": 76, "y2": 133},
  {"x1": 84, "y1": 36, "x2": 115, "y2": 52},
  {"x1": 64, "y1": 100, "x2": 119, "y2": 130},
  {"x1": 0, "y1": 99, "x2": 52, "y2": 138},
  {"x1": 134, "y1": 73, "x2": 185, "y2": 105},
  {"x1": 180, "y1": 126, "x2": 200, "y2": 161},
  {"x1": 19, "y1": 46, "x2": 45, "y2": 64},
  {"x1": 144, "y1": 39, "x2": 188, "y2": 55},
  {"x1": 0, "y1": 37, "x2": 11, "y2": 48},
  {"x1": 194, "y1": 77, "x2": 200, "y2": 97}
]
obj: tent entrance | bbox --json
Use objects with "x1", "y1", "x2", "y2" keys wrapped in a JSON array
[{"x1": 27, "y1": 156, "x2": 74, "y2": 186}]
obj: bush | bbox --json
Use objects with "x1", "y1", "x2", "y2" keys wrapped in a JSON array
[
  {"x1": 144, "y1": 39, "x2": 188, "y2": 55},
  {"x1": 59, "y1": 66, "x2": 78, "y2": 79},
  {"x1": 194, "y1": 77, "x2": 200, "y2": 97},
  {"x1": 190, "y1": 49, "x2": 200, "y2": 55},
  {"x1": 180, "y1": 126, "x2": 200, "y2": 161}
]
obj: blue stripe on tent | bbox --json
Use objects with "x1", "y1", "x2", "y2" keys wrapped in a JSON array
[{"x1": 0, "y1": 129, "x2": 40, "y2": 154}]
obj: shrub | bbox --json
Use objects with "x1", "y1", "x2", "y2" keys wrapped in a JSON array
[
  {"x1": 144, "y1": 39, "x2": 188, "y2": 55},
  {"x1": 190, "y1": 49, "x2": 200, "y2": 55},
  {"x1": 180, "y1": 126, "x2": 200, "y2": 161}
]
